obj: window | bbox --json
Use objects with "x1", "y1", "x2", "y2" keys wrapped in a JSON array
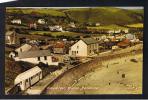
[
  {"x1": 77, "y1": 51, "x2": 78, "y2": 54},
  {"x1": 44, "y1": 56, "x2": 47, "y2": 60},
  {"x1": 77, "y1": 46, "x2": 79, "y2": 49},
  {"x1": 38, "y1": 57, "x2": 40, "y2": 61},
  {"x1": 26, "y1": 79, "x2": 28, "y2": 82}
]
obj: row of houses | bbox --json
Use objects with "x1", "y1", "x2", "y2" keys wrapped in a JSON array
[
  {"x1": 11, "y1": 19, "x2": 47, "y2": 25},
  {"x1": 6, "y1": 30, "x2": 139, "y2": 57}
]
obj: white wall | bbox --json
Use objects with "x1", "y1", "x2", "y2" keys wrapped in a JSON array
[
  {"x1": 69, "y1": 40, "x2": 88, "y2": 57},
  {"x1": 15, "y1": 56, "x2": 58, "y2": 66}
]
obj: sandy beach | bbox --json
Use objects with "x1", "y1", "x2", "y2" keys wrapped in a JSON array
[{"x1": 67, "y1": 54, "x2": 143, "y2": 94}]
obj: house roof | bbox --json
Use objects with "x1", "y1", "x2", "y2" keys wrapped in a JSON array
[
  {"x1": 54, "y1": 42, "x2": 65, "y2": 48},
  {"x1": 18, "y1": 50, "x2": 51, "y2": 59},
  {"x1": 6, "y1": 31, "x2": 15, "y2": 36},
  {"x1": 81, "y1": 38, "x2": 98, "y2": 45},
  {"x1": 15, "y1": 44, "x2": 32, "y2": 52},
  {"x1": 14, "y1": 66, "x2": 42, "y2": 84}
]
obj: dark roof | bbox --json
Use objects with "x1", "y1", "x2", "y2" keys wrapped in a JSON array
[
  {"x1": 18, "y1": 50, "x2": 51, "y2": 59},
  {"x1": 81, "y1": 38, "x2": 98, "y2": 45}
]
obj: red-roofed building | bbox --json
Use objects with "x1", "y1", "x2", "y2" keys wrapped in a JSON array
[
  {"x1": 117, "y1": 39, "x2": 131, "y2": 48},
  {"x1": 53, "y1": 42, "x2": 66, "y2": 54}
]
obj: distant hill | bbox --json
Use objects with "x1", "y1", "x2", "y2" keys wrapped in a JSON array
[
  {"x1": 64, "y1": 7, "x2": 143, "y2": 25},
  {"x1": 6, "y1": 7, "x2": 143, "y2": 25}
]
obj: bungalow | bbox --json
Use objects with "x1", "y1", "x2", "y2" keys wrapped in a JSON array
[
  {"x1": 14, "y1": 50, "x2": 59, "y2": 66},
  {"x1": 11, "y1": 19, "x2": 21, "y2": 24},
  {"x1": 69, "y1": 37, "x2": 99, "y2": 57},
  {"x1": 5, "y1": 31, "x2": 16, "y2": 45}
]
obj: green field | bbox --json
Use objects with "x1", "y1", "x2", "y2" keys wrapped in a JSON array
[
  {"x1": 87, "y1": 24, "x2": 128, "y2": 30},
  {"x1": 126, "y1": 23, "x2": 143, "y2": 28},
  {"x1": 29, "y1": 31, "x2": 84, "y2": 37},
  {"x1": 64, "y1": 7, "x2": 143, "y2": 25},
  {"x1": 6, "y1": 8, "x2": 66, "y2": 17}
]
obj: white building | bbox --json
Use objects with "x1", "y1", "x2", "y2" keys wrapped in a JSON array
[
  {"x1": 14, "y1": 66, "x2": 42, "y2": 91},
  {"x1": 69, "y1": 22, "x2": 76, "y2": 28},
  {"x1": 107, "y1": 29, "x2": 121, "y2": 34},
  {"x1": 95, "y1": 22, "x2": 101, "y2": 26},
  {"x1": 69, "y1": 38, "x2": 99, "y2": 57},
  {"x1": 38, "y1": 19, "x2": 46, "y2": 24},
  {"x1": 14, "y1": 50, "x2": 59, "y2": 66},
  {"x1": 125, "y1": 33, "x2": 136, "y2": 40},
  {"x1": 5, "y1": 31, "x2": 16, "y2": 45},
  {"x1": 49, "y1": 25, "x2": 63, "y2": 32},
  {"x1": 11, "y1": 19, "x2": 21, "y2": 24}
]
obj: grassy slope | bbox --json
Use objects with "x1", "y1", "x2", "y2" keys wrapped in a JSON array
[
  {"x1": 64, "y1": 7, "x2": 143, "y2": 25},
  {"x1": 6, "y1": 7, "x2": 143, "y2": 25},
  {"x1": 126, "y1": 23, "x2": 143, "y2": 28},
  {"x1": 87, "y1": 24, "x2": 129, "y2": 30},
  {"x1": 6, "y1": 8, "x2": 66, "y2": 17}
]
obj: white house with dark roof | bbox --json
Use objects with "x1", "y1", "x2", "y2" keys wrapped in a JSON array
[
  {"x1": 14, "y1": 50, "x2": 59, "y2": 66},
  {"x1": 9, "y1": 44, "x2": 36, "y2": 59},
  {"x1": 69, "y1": 38, "x2": 99, "y2": 57}
]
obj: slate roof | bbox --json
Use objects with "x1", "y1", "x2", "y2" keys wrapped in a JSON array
[
  {"x1": 15, "y1": 44, "x2": 32, "y2": 52},
  {"x1": 18, "y1": 50, "x2": 51, "y2": 59},
  {"x1": 81, "y1": 38, "x2": 98, "y2": 45}
]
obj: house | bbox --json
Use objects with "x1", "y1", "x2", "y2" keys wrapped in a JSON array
[
  {"x1": 49, "y1": 25, "x2": 63, "y2": 32},
  {"x1": 122, "y1": 29, "x2": 129, "y2": 33},
  {"x1": 107, "y1": 29, "x2": 121, "y2": 34},
  {"x1": 15, "y1": 44, "x2": 33, "y2": 53},
  {"x1": 95, "y1": 22, "x2": 101, "y2": 26},
  {"x1": 117, "y1": 39, "x2": 131, "y2": 48},
  {"x1": 14, "y1": 66, "x2": 42, "y2": 91},
  {"x1": 38, "y1": 19, "x2": 46, "y2": 24},
  {"x1": 125, "y1": 33, "x2": 136, "y2": 40},
  {"x1": 53, "y1": 42, "x2": 66, "y2": 54},
  {"x1": 69, "y1": 22, "x2": 76, "y2": 28},
  {"x1": 5, "y1": 31, "x2": 16, "y2": 45},
  {"x1": 11, "y1": 19, "x2": 21, "y2": 24},
  {"x1": 14, "y1": 50, "x2": 59, "y2": 66},
  {"x1": 29, "y1": 23, "x2": 37, "y2": 29},
  {"x1": 69, "y1": 37, "x2": 99, "y2": 57},
  {"x1": 9, "y1": 44, "x2": 39, "y2": 59}
]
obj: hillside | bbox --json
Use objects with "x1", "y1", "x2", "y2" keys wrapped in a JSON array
[
  {"x1": 6, "y1": 7, "x2": 143, "y2": 26},
  {"x1": 64, "y1": 7, "x2": 143, "y2": 25}
]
